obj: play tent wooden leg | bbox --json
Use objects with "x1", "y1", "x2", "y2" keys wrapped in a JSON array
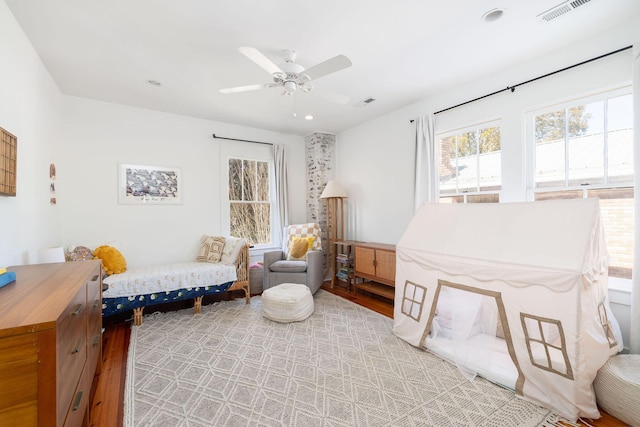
[
  {"x1": 194, "y1": 296, "x2": 204, "y2": 314},
  {"x1": 133, "y1": 307, "x2": 144, "y2": 326}
]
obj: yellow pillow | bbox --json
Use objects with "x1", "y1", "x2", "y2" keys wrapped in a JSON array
[
  {"x1": 287, "y1": 236, "x2": 315, "y2": 261},
  {"x1": 93, "y1": 245, "x2": 127, "y2": 275}
]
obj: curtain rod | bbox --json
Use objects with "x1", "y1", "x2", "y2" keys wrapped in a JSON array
[
  {"x1": 409, "y1": 45, "x2": 633, "y2": 123},
  {"x1": 212, "y1": 133, "x2": 273, "y2": 145}
]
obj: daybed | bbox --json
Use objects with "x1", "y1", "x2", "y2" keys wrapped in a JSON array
[{"x1": 102, "y1": 239, "x2": 250, "y2": 325}]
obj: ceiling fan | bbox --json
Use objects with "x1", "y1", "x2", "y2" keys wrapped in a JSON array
[{"x1": 219, "y1": 47, "x2": 352, "y2": 107}]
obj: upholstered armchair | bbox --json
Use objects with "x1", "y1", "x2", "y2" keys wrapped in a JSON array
[{"x1": 263, "y1": 223, "x2": 324, "y2": 295}]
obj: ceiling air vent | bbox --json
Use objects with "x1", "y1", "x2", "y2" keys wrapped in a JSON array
[
  {"x1": 537, "y1": 0, "x2": 592, "y2": 22},
  {"x1": 355, "y1": 97, "x2": 376, "y2": 108}
]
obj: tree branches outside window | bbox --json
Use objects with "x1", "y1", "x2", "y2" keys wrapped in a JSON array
[{"x1": 229, "y1": 158, "x2": 271, "y2": 245}]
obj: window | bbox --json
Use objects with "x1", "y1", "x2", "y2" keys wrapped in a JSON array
[
  {"x1": 401, "y1": 281, "x2": 427, "y2": 322},
  {"x1": 438, "y1": 121, "x2": 501, "y2": 202},
  {"x1": 597, "y1": 301, "x2": 619, "y2": 349},
  {"x1": 533, "y1": 92, "x2": 633, "y2": 187},
  {"x1": 521, "y1": 313, "x2": 573, "y2": 379},
  {"x1": 530, "y1": 88, "x2": 634, "y2": 279},
  {"x1": 228, "y1": 158, "x2": 271, "y2": 246}
]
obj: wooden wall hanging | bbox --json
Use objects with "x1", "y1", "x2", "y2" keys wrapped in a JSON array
[{"x1": 0, "y1": 127, "x2": 17, "y2": 197}]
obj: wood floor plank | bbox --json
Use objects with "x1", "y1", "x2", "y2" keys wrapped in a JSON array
[
  {"x1": 90, "y1": 283, "x2": 625, "y2": 427},
  {"x1": 90, "y1": 322, "x2": 130, "y2": 427}
]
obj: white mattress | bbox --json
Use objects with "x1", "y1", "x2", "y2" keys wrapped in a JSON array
[
  {"x1": 426, "y1": 333, "x2": 518, "y2": 390},
  {"x1": 103, "y1": 261, "x2": 237, "y2": 298}
]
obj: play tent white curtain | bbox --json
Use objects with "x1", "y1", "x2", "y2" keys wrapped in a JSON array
[
  {"x1": 413, "y1": 114, "x2": 438, "y2": 211},
  {"x1": 429, "y1": 285, "x2": 505, "y2": 384},
  {"x1": 273, "y1": 144, "x2": 289, "y2": 246},
  {"x1": 631, "y1": 44, "x2": 640, "y2": 354}
]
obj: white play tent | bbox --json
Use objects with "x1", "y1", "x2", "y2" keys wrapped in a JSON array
[{"x1": 393, "y1": 199, "x2": 622, "y2": 422}]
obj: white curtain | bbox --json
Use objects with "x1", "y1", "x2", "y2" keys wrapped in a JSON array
[
  {"x1": 273, "y1": 144, "x2": 289, "y2": 245},
  {"x1": 631, "y1": 44, "x2": 640, "y2": 354},
  {"x1": 414, "y1": 114, "x2": 438, "y2": 211}
]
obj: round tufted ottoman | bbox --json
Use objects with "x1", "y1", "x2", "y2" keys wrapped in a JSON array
[
  {"x1": 262, "y1": 283, "x2": 314, "y2": 323},
  {"x1": 594, "y1": 354, "x2": 640, "y2": 427}
]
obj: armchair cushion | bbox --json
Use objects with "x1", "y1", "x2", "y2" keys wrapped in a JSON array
[{"x1": 269, "y1": 260, "x2": 307, "y2": 273}]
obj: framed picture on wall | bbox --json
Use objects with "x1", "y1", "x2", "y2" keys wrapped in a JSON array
[{"x1": 118, "y1": 163, "x2": 182, "y2": 205}]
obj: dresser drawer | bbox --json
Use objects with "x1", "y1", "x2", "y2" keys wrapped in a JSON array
[
  {"x1": 88, "y1": 291, "x2": 102, "y2": 380},
  {"x1": 63, "y1": 363, "x2": 93, "y2": 427},
  {"x1": 57, "y1": 285, "x2": 88, "y2": 426},
  {"x1": 86, "y1": 268, "x2": 101, "y2": 302}
]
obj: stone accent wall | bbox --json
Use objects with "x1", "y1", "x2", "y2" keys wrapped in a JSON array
[{"x1": 305, "y1": 132, "x2": 336, "y2": 250}]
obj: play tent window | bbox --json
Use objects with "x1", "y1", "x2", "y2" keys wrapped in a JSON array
[
  {"x1": 401, "y1": 281, "x2": 426, "y2": 322},
  {"x1": 0, "y1": 127, "x2": 17, "y2": 197},
  {"x1": 597, "y1": 301, "x2": 618, "y2": 348},
  {"x1": 521, "y1": 313, "x2": 573, "y2": 380}
]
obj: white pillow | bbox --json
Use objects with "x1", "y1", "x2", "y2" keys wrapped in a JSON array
[{"x1": 220, "y1": 237, "x2": 246, "y2": 264}]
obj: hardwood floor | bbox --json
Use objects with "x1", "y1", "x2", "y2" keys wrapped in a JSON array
[{"x1": 90, "y1": 284, "x2": 627, "y2": 427}]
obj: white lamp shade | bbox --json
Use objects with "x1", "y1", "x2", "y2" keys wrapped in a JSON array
[{"x1": 320, "y1": 180, "x2": 348, "y2": 199}]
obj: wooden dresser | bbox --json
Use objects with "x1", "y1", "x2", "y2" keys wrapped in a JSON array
[{"x1": 0, "y1": 260, "x2": 102, "y2": 427}]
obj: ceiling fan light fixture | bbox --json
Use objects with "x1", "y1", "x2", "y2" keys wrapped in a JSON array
[{"x1": 283, "y1": 81, "x2": 297, "y2": 93}]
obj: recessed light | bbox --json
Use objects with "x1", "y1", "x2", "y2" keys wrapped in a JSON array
[
  {"x1": 305, "y1": 115, "x2": 314, "y2": 120},
  {"x1": 482, "y1": 8, "x2": 504, "y2": 22},
  {"x1": 147, "y1": 80, "x2": 162, "y2": 86}
]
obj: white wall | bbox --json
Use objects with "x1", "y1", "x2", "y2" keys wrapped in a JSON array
[
  {"x1": 336, "y1": 25, "x2": 638, "y2": 350},
  {"x1": 338, "y1": 28, "x2": 636, "y2": 244},
  {"x1": 58, "y1": 96, "x2": 305, "y2": 267},
  {"x1": 0, "y1": 0, "x2": 307, "y2": 269},
  {"x1": 0, "y1": 2, "x2": 63, "y2": 266}
]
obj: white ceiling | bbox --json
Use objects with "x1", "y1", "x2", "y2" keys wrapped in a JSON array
[{"x1": 6, "y1": 0, "x2": 640, "y2": 136}]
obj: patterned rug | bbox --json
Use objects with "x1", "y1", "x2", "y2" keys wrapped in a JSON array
[{"x1": 124, "y1": 290, "x2": 559, "y2": 426}]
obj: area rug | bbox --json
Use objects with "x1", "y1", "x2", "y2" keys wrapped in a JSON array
[{"x1": 124, "y1": 290, "x2": 559, "y2": 426}]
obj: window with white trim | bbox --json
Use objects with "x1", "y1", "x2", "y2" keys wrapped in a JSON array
[
  {"x1": 228, "y1": 158, "x2": 272, "y2": 246},
  {"x1": 438, "y1": 121, "x2": 501, "y2": 203},
  {"x1": 528, "y1": 88, "x2": 634, "y2": 279}
]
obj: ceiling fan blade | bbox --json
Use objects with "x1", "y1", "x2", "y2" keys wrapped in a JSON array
[
  {"x1": 238, "y1": 47, "x2": 283, "y2": 76},
  {"x1": 219, "y1": 83, "x2": 276, "y2": 94},
  {"x1": 303, "y1": 55, "x2": 352, "y2": 81},
  {"x1": 312, "y1": 85, "x2": 351, "y2": 105}
]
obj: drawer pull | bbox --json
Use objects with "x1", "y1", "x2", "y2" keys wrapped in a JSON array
[
  {"x1": 71, "y1": 338, "x2": 83, "y2": 354},
  {"x1": 93, "y1": 298, "x2": 100, "y2": 308},
  {"x1": 93, "y1": 335, "x2": 100, "y2": 347},
  {"x1": 72, "y1": 303, "x2": 84, "y2": 316},
  {"x1": 72, "y1": 391, "x2": 83, "y2": 411},
  {"x1": 91, "y1": 274, "x2": 99, "y2": 281}
]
